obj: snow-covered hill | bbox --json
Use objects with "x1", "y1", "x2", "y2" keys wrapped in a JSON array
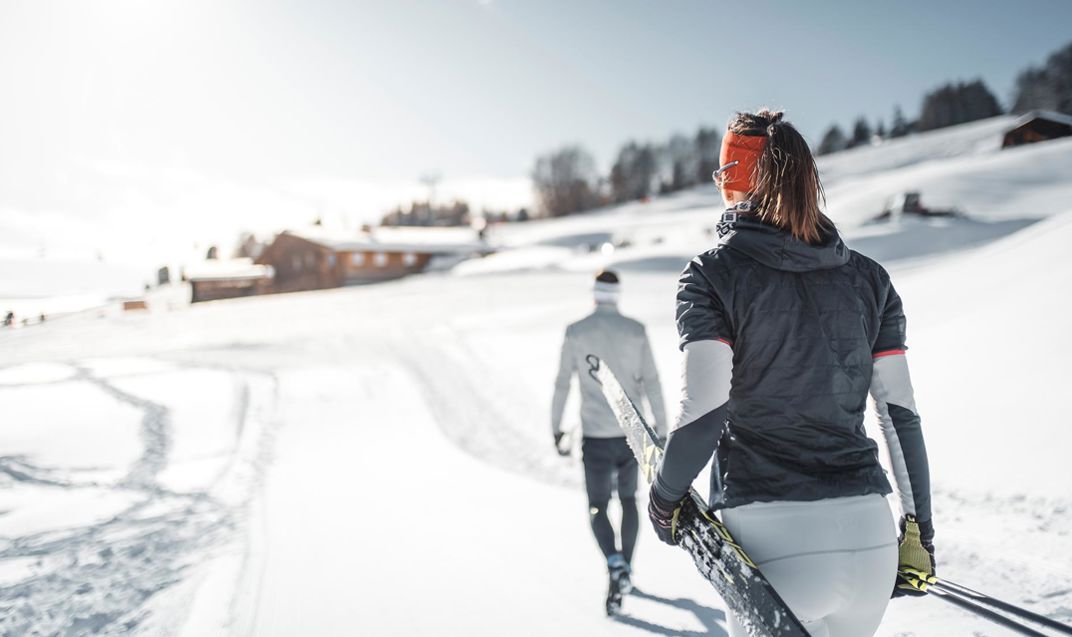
[
  {"x1": 470, "y1": 116, "x2": 1072, "y2": 278},
  {"x1": 2, "y1": 118, "x2": 1071, "y2": 636}
]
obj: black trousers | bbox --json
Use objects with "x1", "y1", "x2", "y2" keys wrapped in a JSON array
[{"x1": 581, "y1": 436, "x2": 639, "y2": 564}]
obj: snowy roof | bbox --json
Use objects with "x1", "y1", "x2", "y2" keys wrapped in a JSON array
[
  {"x1": 1007, "y1": 110, "x2": 1072, "y2": 130},
  {"x1": 288, "y1": 226, "x2": 487, "y2": 255},
  {"x1": 184, "y1": 258, "x2": 274, "y2": 282}
]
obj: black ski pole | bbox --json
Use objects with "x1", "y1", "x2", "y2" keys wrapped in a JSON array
[
  {"x1": 935, "y1": 579, "x2": 1072, "y2": 636},
  {"x1": 929, "y1": 588, "x2": 1048, "y2": 637}
]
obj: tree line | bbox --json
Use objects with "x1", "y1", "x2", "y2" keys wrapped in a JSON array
[
  {"x1": 817, "y1": 40, "x2": 1072, "y2": 156},
  {"x1": 533, "y1": 39, "x2": 1072, "y2": 217},
  {"x1": 816, "y1": 80, "x2": 1002, "y2": 155},
  {"x1": 532, "y1": 126, "x2": 722, "y2": 217}
]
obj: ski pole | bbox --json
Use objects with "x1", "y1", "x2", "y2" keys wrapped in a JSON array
[
  {"x1": 902, "y1": 570, "x2": 1066, "y2": 637},
  {"x1": 935, "y1": 579, "x2": 1072, "y2": 636},
  {"x1": 929, "y1": 588, "x2": 1049, "y2": 637}
]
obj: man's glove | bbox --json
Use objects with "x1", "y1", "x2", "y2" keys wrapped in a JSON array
[
  {"x1": 893, "y1": 514, "x2": 936, "y2": 598},
  {"x1": 553, "y1": 432, "x2": 570, "y2": 457},
  {"x1": 648, "y1": 485, "x2": 685, "y2": 545}
]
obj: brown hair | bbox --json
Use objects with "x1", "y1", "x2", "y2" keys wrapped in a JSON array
[
  {"x1": 595, "y1": 269, "x2": 619, "y2": 284},
  {"x1": 728, "y1": 109, "x2": 833, "y2": 244}
]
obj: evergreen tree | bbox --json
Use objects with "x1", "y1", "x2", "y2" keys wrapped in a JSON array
[
  {"x1": 848, "y1": 117, "x2": 873, "y2": 148},
  {"x1": 609, "y1": 141, "x2": 658, "y2": 203},
  {"x1": 816, "y1": 125, "x2": 848, "y2": 155},
  {"x1": 664, "y1": 134, "x2": 699, "y2": 192},
  {"x1": 889, "y1": 105, "x2": 910, "y2": 138},
  {"x1": 917, "y1": 79, "x2": 1003, "y2": 131},
  {"x1": 1012, "y1": 41, "x2": 1072, "y2": 114},
  {"x1": 695, "y1": 127, "x2": 721, "y2": 184}
]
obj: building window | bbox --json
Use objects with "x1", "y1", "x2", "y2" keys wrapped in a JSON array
[
  {"x1": 351, "y1": 252, "x2": 366, "y2": 266},
  {"x1": 403, "y1": 252, "x2": 417, "y2": 266},
  {"x1": 327, "y1": 253, "x2": 337, "y2": 268},
  {"x1": 291, "y1": 255, "x2": 302, "y2": 272},
  {"x1": 373, "y1": 252, "x2": 388, "y2": 268}
]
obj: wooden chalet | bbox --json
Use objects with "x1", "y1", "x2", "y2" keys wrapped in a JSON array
[
  {"x1": 256, "y1": 226, "x2": 486, "y2": 293},
  {"x1": 185, "y1": 258, "x2": 275, "y2": 303},
  {"x1": 1002, "y1": 110, "x2": 1072, "y2": 149}
]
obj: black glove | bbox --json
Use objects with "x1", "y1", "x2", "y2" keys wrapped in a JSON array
[
  {"x1": 893, "y1": 514, "x2": 936, "y2": 598},
  {"x1": 648, "y1": 485, "x2": 685, "y2": 545},
  {"x1": 553, "y1": 432, "x2": 570, "y2": 457}
]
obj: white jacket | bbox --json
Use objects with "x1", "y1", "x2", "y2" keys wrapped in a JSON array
[{"x1": 551, "y1": 303, "x2": 667, "y2": 439}]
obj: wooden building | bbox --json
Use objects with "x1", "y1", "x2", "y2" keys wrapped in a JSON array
[
  {"x1": 185, "y1": 259, "x2": 275, "y2": 303},
  {"x1": 122, "y1": 299, "x2": 149, "y2": 311},
  {"x1": 253, "y1": 233, "x2": 340, "y2": 293},
  {"x1": 256, "y1": 227, "x2": 486, "y2": 293},
  {"x1": 1002, "y1": 110, "x2": 1072, "y2": 149}
]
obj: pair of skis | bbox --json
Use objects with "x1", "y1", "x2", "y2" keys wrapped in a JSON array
[
  {"x1": 901, "y1": 570, "x2": 1072, "y2": 636},
  {"x1": 591, "y1": 355, "x2": 1072, "y2": 637}
]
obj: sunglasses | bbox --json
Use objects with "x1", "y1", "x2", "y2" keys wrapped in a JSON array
[{"x1": 711, "y1": 160, "x2": 739, "y2": 188}]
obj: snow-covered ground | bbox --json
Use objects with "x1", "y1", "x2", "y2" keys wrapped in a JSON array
[{"x1": 2, "y1": 119, "x2": 1072, "y2": 635}]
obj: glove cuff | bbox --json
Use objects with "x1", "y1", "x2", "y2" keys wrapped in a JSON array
[
  {"x1": 902, "y1": 514, "x2": 935, "y2": 547},
  {"x1": 648, "y1": 484, "x2": 679, "y2": 517}
]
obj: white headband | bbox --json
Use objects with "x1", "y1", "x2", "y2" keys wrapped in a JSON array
[{"x1": 593, "y1": 281, "x2": 620, "y2": 304}]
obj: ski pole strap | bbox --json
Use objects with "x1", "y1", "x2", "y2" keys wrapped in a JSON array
[{"x1": 898, "y1": 567, "x2": 937, "y2": 593}]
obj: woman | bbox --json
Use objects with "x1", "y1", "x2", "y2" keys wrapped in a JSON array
[{"x1": 647, "y1": 110, "x2": 935, "y2": 637}]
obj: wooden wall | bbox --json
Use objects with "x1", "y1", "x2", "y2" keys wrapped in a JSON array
[
  {"x1": 338, "y1": 250, "x2": 432, "y2": 283},
  {"x1": 190, "y1": 278, "x2": 271, "y2": 303},
  {"x1": 256, "y1": 234, "x2": 341, "y2": 293}
]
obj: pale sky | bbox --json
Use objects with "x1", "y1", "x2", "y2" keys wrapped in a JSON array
[{"x1": 2, "y1": 0, "x2": 1070, "y2": 265}]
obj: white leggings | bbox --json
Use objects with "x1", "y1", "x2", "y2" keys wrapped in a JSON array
[{"x1": 721, "y1": 494, "x2": 898, "y2": 637}]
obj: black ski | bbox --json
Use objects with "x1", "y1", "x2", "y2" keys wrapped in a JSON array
[{"x1": 589, "y1": 355, "x2": 808, "y2": 637}]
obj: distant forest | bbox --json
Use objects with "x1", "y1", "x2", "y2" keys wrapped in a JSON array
[{"x1": 531, "y1": 39, "x2": 1072, "y2": 218}]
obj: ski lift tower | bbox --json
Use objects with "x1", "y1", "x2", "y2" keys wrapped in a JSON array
[{"x1": 420, "y1": 172, "x2": 441, "y2": 207}]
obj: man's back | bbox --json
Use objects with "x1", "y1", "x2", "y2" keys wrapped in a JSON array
[
  {"x1": 549, "y1": 270, "x2": 666, "y2": 612},
  {"x1": 552, "y1": 304, "x2": 666, "y2": 439}
]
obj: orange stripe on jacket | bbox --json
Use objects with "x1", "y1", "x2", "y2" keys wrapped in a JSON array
[{"x1": 719, "y1": 132, "x2": 767, "y2": 194}]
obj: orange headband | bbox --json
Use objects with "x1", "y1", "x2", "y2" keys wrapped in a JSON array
[{"x1": 718, "y1": 131, "x2": 767, "y2": 194}]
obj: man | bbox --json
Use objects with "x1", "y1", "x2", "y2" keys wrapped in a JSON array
[{"x1": 551, "y1": 270, "x2": 667, "y2": 614}]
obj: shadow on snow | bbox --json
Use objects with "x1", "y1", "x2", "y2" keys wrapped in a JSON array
[{"x1": 614, "y1": 588, "x2": 728, "y2": 637}]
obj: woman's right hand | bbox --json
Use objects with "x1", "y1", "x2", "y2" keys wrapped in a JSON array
[{"x1": 893, "y1": 514, "x2": 936, "y2": 598}]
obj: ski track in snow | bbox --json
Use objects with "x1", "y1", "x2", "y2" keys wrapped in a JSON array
[
  {"x1": 77, "y1": 366, "x2": 171, "y2": 493},
  {"x1": 393, "y1": 324, "x2": 582, "y2": 490},
  {"x1": 0, "y1": 362, "x2": 279, "y2": 637}
]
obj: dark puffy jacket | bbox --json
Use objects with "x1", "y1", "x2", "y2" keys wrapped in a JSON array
[{"x1": 678, "y1": 215, "x2": 903, "y2": 508}]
